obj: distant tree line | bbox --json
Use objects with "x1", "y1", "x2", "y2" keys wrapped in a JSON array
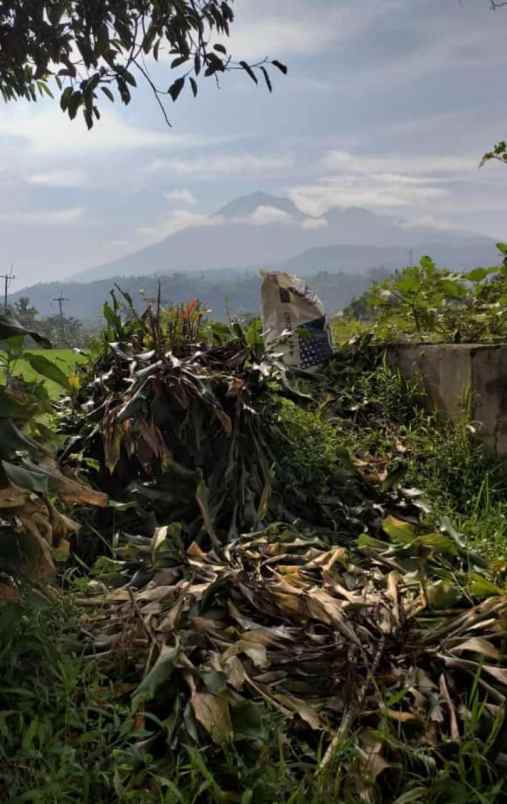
[
  {"x1": 7, "y1": 297, "x2": 92, "y2": 348},
  {"x1": 10, "y1": 268, "x2": 393, "y2": 326}
]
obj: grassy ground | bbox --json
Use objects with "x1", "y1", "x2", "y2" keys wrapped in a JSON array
[
  {"x1": 331, "y1": 315, "x2": 370, "y2": 344},
  {"x1": 3, "y1": 349, "x2": 507, "y2": 802},
  {"x1": 0, "y1": 349, "x2": 86, "y2": 399}
]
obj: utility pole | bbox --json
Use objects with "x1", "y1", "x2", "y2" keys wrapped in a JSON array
[
  {"x1": 52, "y1": 295, "x2": 70, "y2": 342},
  {"x1": 0, "y1": 267, "x2": 15, "y2": 311}
]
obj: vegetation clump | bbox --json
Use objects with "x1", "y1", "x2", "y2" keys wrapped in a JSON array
[
  {"x1": 340, "y1": 244, "x2": 507, "y2": 344},
  {"x1": 0, "y1": 312, "x2": 106, "y2": 589}
]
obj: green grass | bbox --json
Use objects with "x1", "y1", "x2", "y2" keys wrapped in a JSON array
[
  {"x1": 0, "y1": 349, "x2": 85, "y2": 398},
  {"x1": 331, "y1": 315, "x2": 370, "y2": 344}
]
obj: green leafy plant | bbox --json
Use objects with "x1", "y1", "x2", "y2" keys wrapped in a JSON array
[
  {"x1": 481, "y1": 139, "x2": 507, "y2": 167},
  {"x1": 365, "y1": 247, "x2": 507, "y2": 343},
  {"x1": 367, "y1": 256, "x2": 468, "y2": 339},
  {"x1": 0, "y1": 314, "x2": 107, "y2": 587}
]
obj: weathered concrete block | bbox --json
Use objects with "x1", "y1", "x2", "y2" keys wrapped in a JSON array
[{"x1": 386, "y1": 344, "x2": 507, "y2": 456}]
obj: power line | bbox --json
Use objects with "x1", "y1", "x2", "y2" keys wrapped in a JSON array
[
  {"x1": 0, "y1": 267, "x2": 15, "y2": 311},
  {"x1": 52, "y1": 295, "x2": 70, "y2": 340}
]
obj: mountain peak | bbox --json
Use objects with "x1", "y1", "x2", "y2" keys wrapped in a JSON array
[{"x1": 217, "y1": 192, "x2": 302, "y2": 220}]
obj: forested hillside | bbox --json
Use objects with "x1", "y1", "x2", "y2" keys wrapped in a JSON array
[{"x1": 9, "y1": 267, "x2": 391, "y2": 322}]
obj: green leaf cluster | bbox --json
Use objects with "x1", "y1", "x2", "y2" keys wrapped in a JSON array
[{"x1": 367, "y1": 246, "x2": 507, "y2": 342}]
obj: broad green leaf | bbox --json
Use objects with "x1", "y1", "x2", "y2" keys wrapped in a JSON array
[
  {"x1": 439, "y1": 279, "x2": 467, "y2": 299},
  {"x1": 102, "y1": 302, "x2": 122, "y2": 335},
  {"x1": 24, "y1": 353, "x2": 71, "y2": 391},
  {"x1": 413, "y1": 532, "x2": 458, "y2": 556},
  {"x1": 396, "y1": 273, "x2": 419, "y2": 294},
  {"x1": 419, "y1": 256, "x2": 436, "y2": 271},
  {"x1": 468, "y1": 574, "x2": 503, "y2": 599},
  {"x1": 357, "y1": 533, "x2": 389, "y2": 551},
  {"x1": 467, "y1": 267, "x2": 497, "y2": 282},
  {"x1": 382, "y1": 516, "x2": 417, "y2": 545}
]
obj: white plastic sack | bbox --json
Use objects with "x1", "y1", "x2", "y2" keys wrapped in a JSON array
[{"x1": 261, "y1": 271, "x2": 334, "y2": 370}]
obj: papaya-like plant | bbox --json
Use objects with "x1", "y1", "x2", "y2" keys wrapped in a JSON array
[
  {"x1": 0, "y1": 312, "x2": 107, "y2": 595},
  {"x1": 367, "y1": 247, "x2": 507, "y2": 343},
  {"x1": 367, "y1": 256, "x2": 468, "y2": 339}
]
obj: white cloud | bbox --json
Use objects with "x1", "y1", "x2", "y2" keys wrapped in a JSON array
[
  {"x1": 398, "y1": 215, "x2": 466, "y2": 233},
  {"x1": 237, "y1": 205, "x2": 294, "y2": 226},
  {"x1": 27, "y1": 169, "x2": 88, "y2": 188},
  {"x1": 164, "y1": 189, "x2": 197, "y2": 206},
  {"x1": 152, "y1": 153, "x2": 293, "y2": 178},
  {"x1": 136, "y1": 202, "x2": 299, "y2": 244},
  {"x1": 288, "y1": 148, "x2": 485, "y2": 217},
  {"x1": 291, "y1": 174, "x2": 447, "y2": 217},
  {"x1": 321, "y1": 150, "x2": 478, "y2": 177},
  {"x1": 0, "y1": 207, "x2": 84, "y2": 225},
  {"x1": 137, "y1": 210, "x2": 224, "y2": 243},
  {"x1": 0, "y1": 106, "x2": 213, "y2": 156}
]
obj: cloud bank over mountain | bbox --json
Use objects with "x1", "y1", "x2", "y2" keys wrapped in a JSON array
[{"x1": 71, "y1": 192, "x2": 500, "y2": 283}]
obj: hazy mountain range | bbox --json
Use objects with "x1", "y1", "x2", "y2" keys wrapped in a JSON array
[{"x1": 11, "y1": 192, "x2": 502, "y2": 321}]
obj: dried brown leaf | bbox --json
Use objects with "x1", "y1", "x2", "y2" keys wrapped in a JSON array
[
  {"x1": 451, "y1": 637, "x2": 501, "y2": 660},
  {"x1": 439, "y1": 674, "x2": 460, "y2": 741},
  {"x1": 191, "y1": 692, "x2": 233, "y2": 745}
]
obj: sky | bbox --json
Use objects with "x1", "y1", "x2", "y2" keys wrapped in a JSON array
[{"x1": 1, "y1": 0, "x2": 507, "y2": 288}]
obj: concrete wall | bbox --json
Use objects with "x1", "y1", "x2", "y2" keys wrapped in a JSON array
[{"x1": 386, "y1": 344, "x2": 507, "y2": 456}]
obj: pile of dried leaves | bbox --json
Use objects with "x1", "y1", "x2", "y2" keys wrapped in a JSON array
[
  {"x1": 81, "y1": 517, "x2": 507, "y2": 801},
  {"x1": 60, "y1": 297, "x2": 373, "y2": 554}
]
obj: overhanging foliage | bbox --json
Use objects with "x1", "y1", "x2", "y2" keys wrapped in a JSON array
[{"x1": 0, "y1": 0, "x2": 286, "y2": 127}]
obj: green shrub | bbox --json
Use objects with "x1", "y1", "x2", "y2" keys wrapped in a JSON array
[
  {"x1": 345, "y1": 245, "x2": 507, "y2": 343},
  {"x1": 273, "y1": 399, "x2": 343, "y2": 486}
]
